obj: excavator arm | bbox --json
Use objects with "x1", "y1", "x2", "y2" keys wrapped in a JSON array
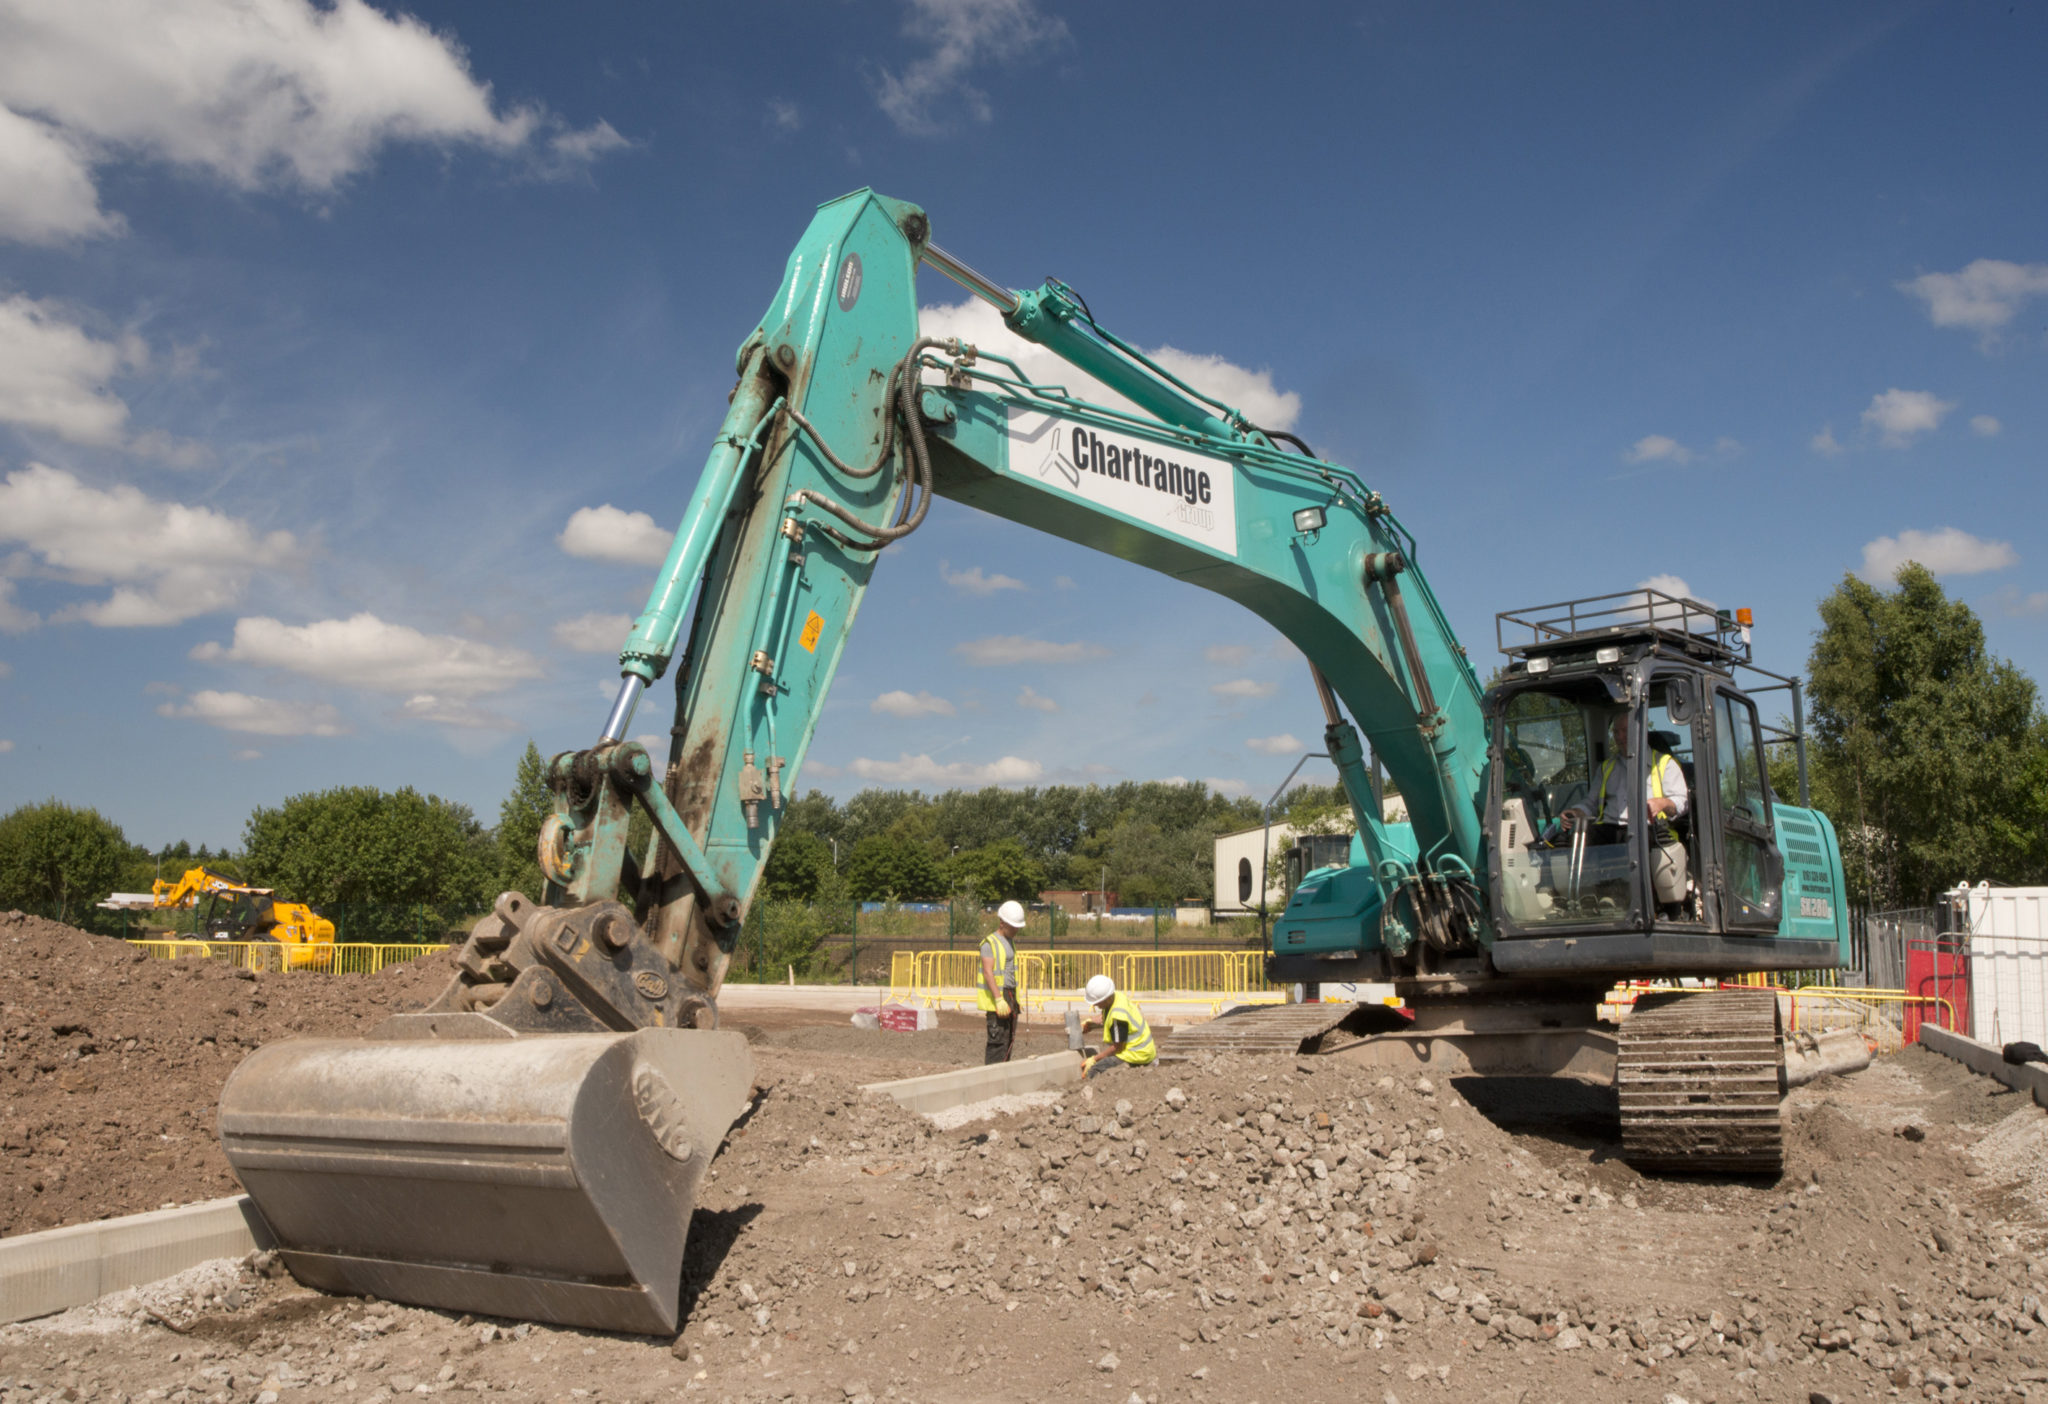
[{"x1": 495, "y1": 188, "x2": 1492, "y2": 1033}]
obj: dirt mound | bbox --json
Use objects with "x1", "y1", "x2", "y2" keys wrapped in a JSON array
[
  {"x1": 0, "y1": 911, "x2": 450, "y2": 1234},
  {"x1": 7, "y1": 913, "x2": 2048, "y2": 1403}
]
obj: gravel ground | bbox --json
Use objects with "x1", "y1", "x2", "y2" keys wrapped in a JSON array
[{"x1": 4, "y1": 909, "x2": 2047, "y2": 1404}]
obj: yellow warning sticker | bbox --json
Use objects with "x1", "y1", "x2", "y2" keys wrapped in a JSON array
[{"x1": 799, "y1": 610, "x2": 825, "y2": 654}]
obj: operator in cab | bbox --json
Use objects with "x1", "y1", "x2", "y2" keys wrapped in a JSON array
[
  {"x1": 979, "y1": 900, "x2": 1026, "y2": 1064},
  {"x1": 1561, "y1": 711, "x2": 1690, "y2": 915},
  {"x1": 1079, "y1": 974, "x2": 1156, "y2": 1077}
]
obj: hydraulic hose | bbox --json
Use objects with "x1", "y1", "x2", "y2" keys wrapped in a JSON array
[{"x1": 781, "y1": 336, "x2": 948, "y2": 551}]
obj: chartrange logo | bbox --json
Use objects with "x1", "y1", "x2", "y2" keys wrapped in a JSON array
[
  {"x1": 1005, "y1": 408, "x2": 1238, "y2": 557},
  {"x1": 1034, "y1": 424, "x2": 1081, "y2": 487}
]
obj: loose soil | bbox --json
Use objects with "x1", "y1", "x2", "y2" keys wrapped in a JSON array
[{"x1": 5, "y1": 907, "x2": 2048, "y2": 1404}]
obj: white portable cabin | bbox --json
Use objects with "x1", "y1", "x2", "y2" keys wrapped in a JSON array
[{"x1": 1954, "y1": 883, "x2": 2048, "y2": 1049}]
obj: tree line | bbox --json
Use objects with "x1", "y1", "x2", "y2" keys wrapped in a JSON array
[{"x1": 4, "y1": 562, "x2": 2041, "y2": 931}]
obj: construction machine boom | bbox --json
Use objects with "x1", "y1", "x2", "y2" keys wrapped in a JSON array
[
  {"x1": 152, "y1": 867, "x2": 335, "y2": 967},
  {"x1": 220, "y1": 190, "x2": 1849, "y2": 1335}
]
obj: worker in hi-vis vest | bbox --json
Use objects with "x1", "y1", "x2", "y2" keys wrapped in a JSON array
[
  {"x1": 979, "y1": 900, "x2": 1026, "y2": 1065},
  {"x1": 1561, "y1": 710, "x2": 1691, "y2": 913},
  {"x1": 1079, "y1": 974, "x2": 1156, "y2": 1077}
]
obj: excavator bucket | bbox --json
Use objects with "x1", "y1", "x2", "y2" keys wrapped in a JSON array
[{"x1": 219, "y1": 1025, "x2": 753, "y2": 1335}]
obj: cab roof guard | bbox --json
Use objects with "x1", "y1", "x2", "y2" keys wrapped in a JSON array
[{"x1": 1493, "y1": 588, "x2": 1811, "y2": 806}]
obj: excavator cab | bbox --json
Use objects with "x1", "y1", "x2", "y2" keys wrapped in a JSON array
[{"x1": 1482, "y1": 589, "x2": 1837, "y2": 974}]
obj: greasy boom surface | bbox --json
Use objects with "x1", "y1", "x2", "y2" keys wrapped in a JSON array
[{"x1": 4, "y1": 908, "x2": 2048, "y2": 1404}]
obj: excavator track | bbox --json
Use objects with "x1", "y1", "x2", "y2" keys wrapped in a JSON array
[{"x1": 1617, "y1": 989, "x2": 1785, "y2": 1175}]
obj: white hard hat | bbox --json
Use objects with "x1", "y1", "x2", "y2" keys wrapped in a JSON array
[
  {"x1": 1084, "y1": 974, "x2": 1115, "y2": 1005},
  {"x1": 997, "y1": 899, "x2": 1026, "y2": 928}
]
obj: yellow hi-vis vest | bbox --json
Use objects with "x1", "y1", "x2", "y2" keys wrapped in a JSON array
[
  {"x1": 977, "y1": 929, "x2": 1017, "y2": 1013},
  {"x1": 1103, "y1": 992, "x2": 1156, "y2": 1066},
  {"x1": 1594, "y1": 750, "x2": 1672, "y2": 824}
]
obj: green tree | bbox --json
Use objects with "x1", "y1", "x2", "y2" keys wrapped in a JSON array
[
  {"x1": 243, "y1": 786, "x2": 500, "y2": 940},
  {"x1": 843, "y1": 834, "x2": 945, "y2": 902},
  {"x1": 1807, "y1": 564, "x2": 2048, "y2": 906},
  {"x1": 0, "y1": 800, "x2": 130, "y2": 923},
  {"x1": 497, "y1": 740, "x2": 552, "y2": 899},
  {"x1": 945, "y1": 838, "x2": 1047, "y2": 904},
  {"x1": 760, "y1": 830, "x2": 839, "y2": 902}
]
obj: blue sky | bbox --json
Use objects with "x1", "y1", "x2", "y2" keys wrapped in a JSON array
[{"x1": 0, "y1": 0, "x2": 2042, "y2": 851}]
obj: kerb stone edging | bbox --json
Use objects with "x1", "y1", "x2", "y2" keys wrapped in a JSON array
[
  {"x1": 862, "y1": 1050, "x2": 1084, "y2": 1114},
  {"x1": 1919, "y1": 1024, "x2": 2048, "y2": 1109},
  {"x1": 0, "y1": 1195, "x2": 273, "y2": 1326}
]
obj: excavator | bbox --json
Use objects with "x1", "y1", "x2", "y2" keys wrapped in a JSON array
[
  {"x1": 151, "y1": 867, "x2": 335, "y2": 968},
  {"x1": 218, "y1": 190, "x2": 1851, "y2": 1336}
]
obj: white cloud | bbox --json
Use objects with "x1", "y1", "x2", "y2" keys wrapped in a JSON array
[
  {"x1": 1986, "y1": 584, "x2": 2048, "y2": 617},
  {"x1": 0, "y1": 295, "x2": 146, "y2": 444},
  {"x1": 0, "y1": 0, "x2": 623, "y2": 246},
  {"x1": 553, "y1": 610, "x2": 632, "y2": 654},
  {"x1": 395, "y1": 694, "x2": 518, "y2": 730},
  {"x1": 1016, "y1": 685, "x2": 1057, "y2": 712},
  {"x1": 847, "y1": 751, "x2": 1044, "y2": 785},
  {"x1": 234, "y1": 749, "x2": 262, "y2": 760},
  {"x1": 0, "y1": 659, "x2": 10, "y2": 677},
  {"x1": 1246, "y1": 734, "x2": 1305, "y2": 756},
  {"x1": 1860, "y1": 527, "x2": 2017, "y2": 582},
  {"x1": 954, "y1": 634, "x2": 1110, "y2": 666},
  {"x1": 920, "y1": 298, "x2": 1303, "y2": 432},
  {"x1": 558, "y1": 504, "x2": 671, "y2": 566},
  {"x1": 1204, "y1": 777, "x2": 1249, "y2": 797},
  {"x1": 1970, "y1": 414, "x2": 2002, "y2": 438},
  {"x1": 0, "y1": 463, "x2": 296, "y2": 625},
  {"x1": 1810, "y1": 424, "x2": 1844, "y2": 457},
  {"x1": 193, "y1": 612, "x2": 543, "y2": 697},
  {"x1": 1898, "y1": 259, "x2": 2048, "y2": 338},
  {"x1": 0, "y1": 580, "x2": 36, "y2": 634},
  {"x1": 1625, "y1": 434, "x2": 1691, "y2": 466},
  {"x1": 157, "y1": 688, "x2": 348, "y2": 736},
  {"x1": 940, "y1": 560, "x2": 1026, "y2": 595},
  {"x1": 871, "y1": 688, "x2": 955, "y2": 718},
  {"x1": 871, "y1": 0, "x2": 1068, "y2": 136},
  {"x1": 766, "y1": 99, "x2": 800, "y2": 132},
  {"x1": 1053, "y1": 575, "x2": 1076, "y2": 591},
  {"x1": 1862, "y1": 389, "x2": 1956, "y2": 447},
  {"x1": 0, "y1": 103, "x2": 118, "y2": 243},
  {"x1": 1203, "y1": 644, "x2": 1252, "y2": 667},
  {"x1": 1210, "y1": 678, "x2": 1277, "y2": 700},
  {"x1": 0, "y1": 739, "x2": 12, "y2": 753}
]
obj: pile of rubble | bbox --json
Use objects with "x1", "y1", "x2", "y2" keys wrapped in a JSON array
[{"x1": 5, "y1": 905, "x2": 2047, "y2": 1404}]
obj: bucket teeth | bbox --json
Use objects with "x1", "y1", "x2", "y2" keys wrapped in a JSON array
[{"x1": 220, "y1": 1027, "x2": 752, "y2": 1335}]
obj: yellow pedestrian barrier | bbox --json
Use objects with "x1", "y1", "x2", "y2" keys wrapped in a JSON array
[
  {"x1": 129, "y1": 940, "x2": 447, "y2": 974},
  {"x1": 882, "y1": 947, "x2": 1283, "y2": 1011}
]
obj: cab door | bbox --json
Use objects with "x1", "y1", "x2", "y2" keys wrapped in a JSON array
[{"x1": 1710, "y1": 689, "x2": 1784, "y2": 931}]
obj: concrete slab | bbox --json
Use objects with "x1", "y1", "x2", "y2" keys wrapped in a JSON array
[
  {"x1": 1919, "y1": 1024, "x2": 2048, "y2": 1110},
  {"x1": 0, "y1": 1196, "x2": 274, "y2": 1326},
  {"x1": 861, "y1": 1051, "x2": 1083, "y2": 1115}
]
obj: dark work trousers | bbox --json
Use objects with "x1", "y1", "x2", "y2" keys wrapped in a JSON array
[{"x1": 984, "y1": 987, "x2": 1019, "y2": 1065}]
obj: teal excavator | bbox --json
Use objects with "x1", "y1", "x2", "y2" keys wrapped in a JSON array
[{"x1": 219, "y1": 190, "x2": 1850, "y2": 1335}]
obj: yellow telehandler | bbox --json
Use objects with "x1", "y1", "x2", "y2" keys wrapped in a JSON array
[{"x1": 151, "y1": 868, "x2": 336, "y2": 968}]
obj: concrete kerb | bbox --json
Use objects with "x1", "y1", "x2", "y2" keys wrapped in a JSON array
[
  {"x1": 0, "y1": 1195, "x2": 273, "y2": 1326},
  {"x1": 1919, "y1": 1024, "x2": 2048, "y2": 1110},
  {"x1": 861, "y1": 1050, "x2": 1084, "y2": 1116}
]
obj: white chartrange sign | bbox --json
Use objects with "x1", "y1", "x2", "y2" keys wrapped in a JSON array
[{"x1": 1005, "y1": 407, "x2": 1239, "y2": 558}]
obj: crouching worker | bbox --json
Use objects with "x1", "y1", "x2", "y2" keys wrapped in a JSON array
[{"x1": 1079, "y1": 974, "x2": 1156, "y2": 1078}]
